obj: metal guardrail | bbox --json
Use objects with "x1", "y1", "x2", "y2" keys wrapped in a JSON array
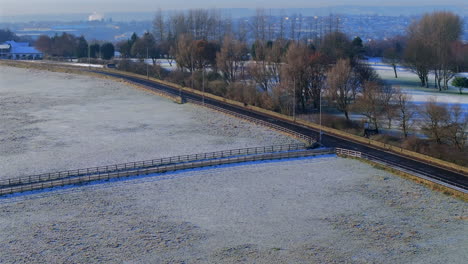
[
  {"x1": 0, "y1": 146, "x2": 334, "y2": 196},
  {"x1": 0, "y1": 143, "x2": 308, "y2": 188},
  {"x1": 336, "y1": 148, "x2": 362, "y2": 158}
]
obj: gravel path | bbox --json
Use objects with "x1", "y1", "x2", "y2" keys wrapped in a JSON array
[
  {"x1": 0, "y1": 66, "x2": 298, "y2": 179},
  {"x1": 0, "y1": 157, "x2": 466, "y2": 263}
]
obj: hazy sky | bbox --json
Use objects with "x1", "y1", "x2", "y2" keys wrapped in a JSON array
[{"x1": 1, "y1": 0, "x2": 466, "y2": 15}]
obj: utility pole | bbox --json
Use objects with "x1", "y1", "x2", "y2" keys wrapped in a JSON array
[
  {"x1": 191, "y1": 54, "x2": 194, "y2": 90},
  {"x1": 319, "y1": 87, "x2": 322, "y2": 144},
  {"x1": 202, "y1": 65, "x2": 205, "y2": 105},
  {"x1": 146, "y1": 47, "x2": 149, "y2": 79},
  {"x1": 293, "y1": 77, "x2": 296, "y2": 122},
  {"x1": 88, "y1": 43, "x2": 90, "y2": 69}
]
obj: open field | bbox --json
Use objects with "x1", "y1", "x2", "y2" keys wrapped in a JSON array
[
  {"x1": 369, "y1": 59, "x2": 468, "y2": 109},
  {"x1": 0, "y1": 65, "x2": 466, "y2": 263},
  {"x1": 0, "y1": 157, "x2": 466, "y2": 263},
  {"x1": 0, "y1": 65, "x2": 298, "y2": 179}
]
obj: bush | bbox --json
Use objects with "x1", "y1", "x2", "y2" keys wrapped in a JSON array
[
  {"x1": 117, "y1": 59, "x2": 168, "y2": 80},
  {"x1": 166, "y1": 70, "x2": 190, "y2": 87},
  {"x1": 207, "y1": 80, "x2": 228, "y2": 96},
  {"x1": 321, "y1": 114, "x2": 362, "y2": 132},
  {"x1": 452, "y1": 77, "x2": 468, "y2": 88},
  {"x1": 402, "y1": 136, "x2": 468, "y2": 166},
  {"x1": 452, "y1": 77, "x2": 468, "y2": 94},
  {"x1": 370, "y1": 134, "x2": 400, "y2": 145}
]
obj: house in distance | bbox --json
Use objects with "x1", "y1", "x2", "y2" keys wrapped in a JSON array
[{"x1": 0, "y1": 41, "x2": 43, "y2": 60}]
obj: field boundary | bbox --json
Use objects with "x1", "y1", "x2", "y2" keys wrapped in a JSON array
[{"x1": 336, "y1": 148, "x2": 468, "y2": 200}]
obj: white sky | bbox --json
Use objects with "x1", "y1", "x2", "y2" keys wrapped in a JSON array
[{"x1": 1, "y1": 0, "x2": 466, "y2": 15}]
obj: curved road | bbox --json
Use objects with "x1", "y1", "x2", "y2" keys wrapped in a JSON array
[{"x1": 93, "y1": 70, "x2": 467, "y2": 190}]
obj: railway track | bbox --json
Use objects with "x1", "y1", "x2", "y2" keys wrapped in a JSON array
[{"x1": 92, "y1": 70, "x2": 468, "y2": 191}]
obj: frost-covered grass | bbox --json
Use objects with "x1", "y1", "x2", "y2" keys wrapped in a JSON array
[
  {"x1": 1, "y1": 65, "x2": 466, "y2": 263},
  {"x1": 0, "y1": 65, "x2": 298, "y2": 179},
  {"x1": 368, "y1": 58, "x2": 468, "y2": 104},
  {"x1": 0, "y1": 157, "x2": 465, "y2": 263}
]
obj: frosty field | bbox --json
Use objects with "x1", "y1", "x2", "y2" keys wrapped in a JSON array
[
  {"x1": 0, "y1": 65, "x2": 298, "y2": 179},
  {"x1": 0, "y1": 157, "x2": 466, "y2": 263},
  {"x1": 0, "y1": 65, "x2": 466, "y2": 263},
  {"x1": 369, "y1": 59, "x2": 468, "y2": 109}
]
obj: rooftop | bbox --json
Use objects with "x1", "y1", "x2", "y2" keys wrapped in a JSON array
[{"x1": 1, "y1": 40, "x2": 42, "y2": 54}]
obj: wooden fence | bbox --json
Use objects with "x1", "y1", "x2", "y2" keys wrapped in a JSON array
[
  {"x1": 0, "y1": 145, "x2": 334, "y2": 196},
  {"x1": 335, "y1": 148, "x2": 362, "y2": 158}
]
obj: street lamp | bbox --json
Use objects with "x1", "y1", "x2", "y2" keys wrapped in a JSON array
[
  {"x1": 146, "y1": 47, "x2": 149, "y2": 79},
  {"x1": 191, "y1": 55, "x2": 194, "y2": 90},
  {"x1": 293, "y1": 77, "x2": 296, "y2": 122},
  {"x1": 88, "y1": 43, "x2": 90, "y2": 69},
  {"x1": 202, "y1": 65, "x2": 205, "y2": 106},
  {"x1": 319, "y1": 86, "x2": 322, "y2": 145}
]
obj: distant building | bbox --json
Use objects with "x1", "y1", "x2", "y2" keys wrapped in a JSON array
[
  {"x1": 0, "y1": 41, "x2": 43, "y2": 60},
  {"x1": 88, "y1": 12, "x2": 104, "y2": 22}
]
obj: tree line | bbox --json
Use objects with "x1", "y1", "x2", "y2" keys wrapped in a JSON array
[
  {"x1": 17, "y1": 9, "x2": 468, "y2": 165},
  {"x1": 35, "y1": 33, "x2": 115, "y2": 60},
  {"x1": 370, "y1": 12, "x2": 468, "y2": 93},
  {"x1": 117, "y1": 9, "x2": 467, "y2": 165}
]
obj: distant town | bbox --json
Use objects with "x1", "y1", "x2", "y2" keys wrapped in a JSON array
[{"x1": 2, "y1": 12, "x2": 467, "y2": 43}]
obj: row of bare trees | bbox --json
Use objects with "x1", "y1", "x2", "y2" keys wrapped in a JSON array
[
  {"x1": 54, "y1": 9, "x2": 465, "y2": 162},
  {"x1": 378, "y1": 12, "x2": 468, "y2": 92}
]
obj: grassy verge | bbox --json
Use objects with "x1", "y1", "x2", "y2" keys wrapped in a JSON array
[{"x1": 338, "y1": 155, "x2": 467, "y2": 201}]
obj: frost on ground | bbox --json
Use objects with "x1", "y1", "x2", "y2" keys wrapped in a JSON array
[
  {"x1": 368, "y1": 58, "x2": 468, "y2": 107},
  {"x1": 0, "y1": 65, "x2": 298, "y2": 179},
  {"x1": 0, "y1": 157, "x2": 466, "y2": 263}
]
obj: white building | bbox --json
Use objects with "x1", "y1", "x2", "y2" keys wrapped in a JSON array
[{"x1": 0, "y1": 41, "x2": 43, "y2": 60}]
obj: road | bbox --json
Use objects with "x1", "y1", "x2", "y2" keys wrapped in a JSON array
[{"x1": 91, "y1": 70, "x2": 467, "y2": 190}]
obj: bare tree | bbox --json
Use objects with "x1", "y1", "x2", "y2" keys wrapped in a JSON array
[
  {"x1": 290, "y1": 13, "x2": 297, "y2": 41},
  {"x1": 421, "y1": 98, "x2": 449, "y2": 144},
  {"x1": 282, "y1": 42, "x2": 312, "y2": 111},
  {"x1": 193, "y1": 39, "x2": 218, "y2": 70},
  {"x1": 326, "y1": 58, "x2": 356, "y2": 120},
  {"x1": 251, "y1": 8, "x2": 267, "y2": 41},
  {"x1": 174, "y1": 34, "x2": 195, "y2": 72},
  {"x1": 266, "y1": 39, "x2": 286, "y2": 85},
  {"x1": 428, "y1": 12, "x2": 462, "y2": 90},
  {"x1": 237, "y1": 19, "x2": 248, "y2": 42},
  {"x1": 352, "y1": 81, "x2": 385, "y2": 132},
  {"x1": 278, "y1": 10, "x2": 286, "y2": 40},
  {"x1": 445, "y1": 104, "x2": 468, "y2": 150},
  {"x1": 216, "y1": 35, "x2": 248, "y2": 83},
  {"x1": 319, "y1": 31, "x2": 353, "y2": 61},
  {"x1": 382, "y1": 40, "x2": 403, "y2": 78},
  {"x1": 395, "y1": 88, "x2": 416, "y2": 138},
  {"x1": 153, "y1": 8, "x2": 165, "y2": 42},
  {"x1": 307, "y1": 53, "x2": 329, "y2": 109},
  {"x1": 35, "y1": 35, "x2": 53, "y2": 54},
  {"x1": 248, "y1": 40, "x2": 275, "y2": 91},
  {"x1": 247, "y1": 62, "x2": 271, "y2": 92},
  {"x1": 404, "y1": 37, "x2": 432, "y2": 88},
  {"x1": 131, "y1": 32, "x2": 160, "y2": 65},
  {"x1": 405, "y1": 11, "x2": 463, "y2": 90}
]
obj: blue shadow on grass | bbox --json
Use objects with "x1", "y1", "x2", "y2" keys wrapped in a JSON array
[{"x1": 0, "y1": 154, "x2": 336, "y2": 200}]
